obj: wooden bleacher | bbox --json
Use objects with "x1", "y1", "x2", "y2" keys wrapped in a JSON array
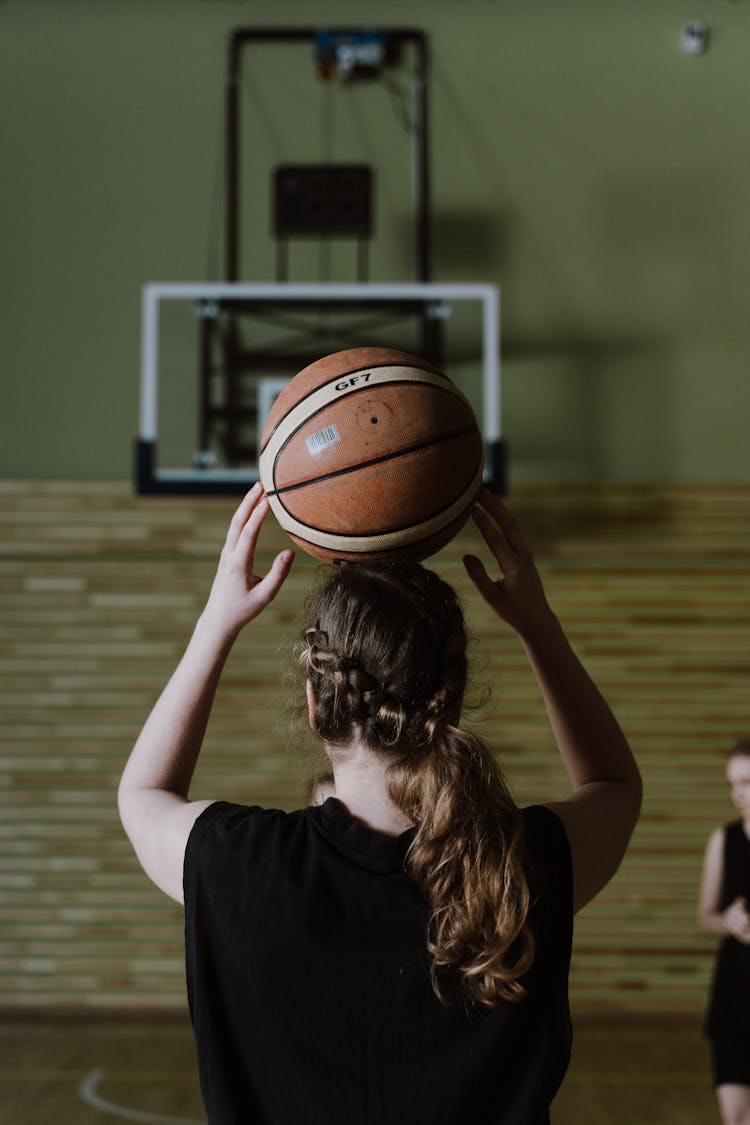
[{"x1": 1, "y1": 481, "x2": 749, "y2": 1012}]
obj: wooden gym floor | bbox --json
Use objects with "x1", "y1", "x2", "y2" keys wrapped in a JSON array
[{"x1": 0, "y1": 1013, "x2": 716, "y2": 1124}]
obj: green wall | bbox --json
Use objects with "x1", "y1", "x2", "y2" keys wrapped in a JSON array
[{"x1": 2, "y1": 0, "x2": 749, "y2": 482}]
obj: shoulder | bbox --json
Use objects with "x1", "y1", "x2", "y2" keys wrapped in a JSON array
[
  {"x1": 522, "y1": 804, "x2": 572, "y2": 868},
  {"x1": 722, "y1": 819, "x2": 748, "y2": 850},
  {"x1": 521, "y1": 804, "x2": 573, "y2": 906},
  {"x1": 520, "y1": 805, "x2": 573, "y2": 967},
  {"x1": 707, "y1": 821, "x2": 745, "y2": 853},
  {"x1": 185, "y1": 802, "x2": 309, "y2": 875},
  {"x1": 183, "y1": 802, "x2": 318, "y2": 910},
  {"x1": 187, "y1": 799, "x2": 306, "y2": 839},
  {"x1": 702, "y1": 825, "x2": 725, "y2": 854}
]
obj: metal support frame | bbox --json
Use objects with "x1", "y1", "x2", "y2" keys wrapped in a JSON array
[
  {"x1": 204, "y1": 27, "x2": 442, "y2": 468},
  {"x1": 225, "y1": 27, "x2": 431, "y2": 285}
]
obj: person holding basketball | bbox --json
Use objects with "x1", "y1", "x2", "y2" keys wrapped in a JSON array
[
  {"x1": 698, "y1": 741, "x2": 750, "y2": 1125},
  {"x1": 118, "y1": 484, "x2": 642, "y2": 1125}
]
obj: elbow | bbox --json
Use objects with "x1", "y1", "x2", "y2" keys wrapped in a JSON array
[
  {"x1": 624, "y1": 750, "x2": 643, "y2": 815},
  {"x1": 116, "y1": 787, "x2": 129, "y2": 835},
  {"x1": 621, "y1": 768, "x2": 643, "y2": 829},
  {"x1": 116, "y1": 775, "x2": 128, "y2": 814},
  {"x1": 602, "y1": 742, "x2": 643, "y2": 819},
  {"x1": 632, "y1": 770, "x2": 644, "y2": 817},
  {"x1": 617, "y1": 770, "x2": 643, "y2": 847},
  {"x1": 117, "y1": 780, "x2": 137, "y2": 837}
]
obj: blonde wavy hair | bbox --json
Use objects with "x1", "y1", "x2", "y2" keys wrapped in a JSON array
[{"x1": 302, "y1": 561, "x2": 534, "y2": 1008}]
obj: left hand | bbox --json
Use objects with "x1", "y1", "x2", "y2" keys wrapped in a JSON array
[
  {"x1": 725, "y1": 896, "x2": 750, "y2": 944},
  {"x1": 203, "y1": 484, "x2": 294, "y2": 639}
]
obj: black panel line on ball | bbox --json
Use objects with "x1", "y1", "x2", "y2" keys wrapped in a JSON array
[
  {"x1": 275, "y1": 452, "x2": 483, "y2": 540},
  {"x1": 266, "y1": 427, "x2": 479, "y2": 504},
  {"x1": 269, "y1": 380, "x2": 470, "y2": 492},
  {"x1": 259, "y1": 363, "x2": 453, "y2": 454}
]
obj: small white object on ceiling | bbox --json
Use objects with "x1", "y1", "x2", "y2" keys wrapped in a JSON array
[{"x1": 681, "y1": 21, "x2": 710, "y2": 55}]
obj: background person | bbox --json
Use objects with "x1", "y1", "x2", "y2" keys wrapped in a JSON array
[{"x1": 699, "y1": 741, "x2": 750, "y2": 1125}]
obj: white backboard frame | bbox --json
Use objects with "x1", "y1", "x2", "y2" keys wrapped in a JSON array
[{"x1": 136, "y1": 282, "x2": 503, "y2": 493}]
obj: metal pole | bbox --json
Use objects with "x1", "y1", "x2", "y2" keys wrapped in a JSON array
[
  {"x1": 413, "y1": 34, "x2": 430, "y2": 283},
  {"x1": 482, "y1": 287, "x2": 501, "y2": 443},
  {"x1": 226, "y1": 33, "x2": 240, "y2": 282},
  {"x1": 139, "y1": 285, "x2": 159, "y2": 441}
]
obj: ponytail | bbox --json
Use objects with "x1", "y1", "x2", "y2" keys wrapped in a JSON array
[
  {"x1": 303, "y1": 561, "x2": 534, "y2": 1007},
  {"x1": 388, "y1": 726, "x2": 534, "y2": 1006}
]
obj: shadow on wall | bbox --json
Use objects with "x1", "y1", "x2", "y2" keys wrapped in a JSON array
[
  {"x1": 432, "y1": 208, "x2": 511, "y2": 273},
  {"x1": 440, "y1": 327, "x2": 677, "y2": 489},
  {"x1": 596, "y1": 167, "x2": 742, "y2": 337},
  {"x1": 501, "y1": 336, "x2": 676, "y2": 486}
]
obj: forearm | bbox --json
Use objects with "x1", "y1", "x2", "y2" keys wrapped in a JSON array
[
  {"x1": 119, "y1": 612, "x2": 235, "y2": 800},
  {"x1": 698, "y1": 911, "x2": 730, "y2": 938},
  {"x1": 520, "y1": 611, "x2": 641, "y2": 793}
]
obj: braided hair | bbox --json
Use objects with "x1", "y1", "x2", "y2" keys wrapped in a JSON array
[{"x1": 303, "y1": 561, "x2": 534, "y2": 1007}]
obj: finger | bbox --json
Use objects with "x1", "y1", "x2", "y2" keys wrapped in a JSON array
[
  {"x1": 476, "y1": 488, "x2": 513, "y2": 524},
  {"x1": 237, "y1": 494, "x2": 270, "y2": 561},
  {"x1": 472, "y1": 506, "x2": 516, "y2": 573},
  {"x1": 463, "y1": 553, "x2": 503, "y2": 613},
  {"x1": 477, "y1": 489, "x2": 527, "y2": 556},
  {"x1": 249, "y1": 549, "x2": 295, "y2": 612},
  {"x1": 225, "y1": 483, "x2": 262, "y2": 550}
]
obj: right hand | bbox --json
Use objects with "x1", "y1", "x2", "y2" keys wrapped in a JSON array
[
  {"x1": 463, "y1": 489, "x2": 554, "y2": 640},
  {"x1": 724, "y1": 897, "x2": 750, "y2": 943},
  {"x1": 203, "y1": 484, "x2": 294, "y2": 641}
]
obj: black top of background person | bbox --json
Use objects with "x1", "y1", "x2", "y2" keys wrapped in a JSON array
[{"x1": 705, "y1": 819, "x2": 750, "y2": 1040}]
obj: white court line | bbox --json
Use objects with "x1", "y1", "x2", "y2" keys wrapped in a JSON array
[{"x1": 78, "y1": 1067, "x2": 205, "y2": 1125}]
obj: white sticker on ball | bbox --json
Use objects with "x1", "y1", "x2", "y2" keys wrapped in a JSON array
[{"x1": 306, "y1": 424, "x2": 341, "y2": 456}]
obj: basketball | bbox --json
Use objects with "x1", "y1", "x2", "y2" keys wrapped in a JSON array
[{"x1": 258, "y1": 346, "x2": 484, "y2": 563}]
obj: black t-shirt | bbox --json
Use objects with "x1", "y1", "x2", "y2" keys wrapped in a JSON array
[
  {"x1": 184, "y1": 798, "x2": 573, "y2": 1125},
  {"x1": 705, "y1": 819, "x2": 750, "y2": 1040}
]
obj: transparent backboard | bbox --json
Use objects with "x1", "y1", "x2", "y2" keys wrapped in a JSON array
[{"x1": 135, "y1": 283, "x2": 503, "y2": 494}]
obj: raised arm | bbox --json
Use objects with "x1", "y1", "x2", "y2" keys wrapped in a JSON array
[
  {"x1": 117, "y1": 485, "x2": 294, "y2": 904},
  {"x1": 463, "y1": 489, "x2": 642, "y2": 912}
]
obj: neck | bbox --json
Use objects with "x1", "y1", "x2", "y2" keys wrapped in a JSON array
[{"x1": 325, "y1": 741, "x2": 413, "y2": 837}]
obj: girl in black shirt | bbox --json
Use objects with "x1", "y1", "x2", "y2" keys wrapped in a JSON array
[{"x1": 119, "y1": 485, "x2": 641, "y2": 1124}]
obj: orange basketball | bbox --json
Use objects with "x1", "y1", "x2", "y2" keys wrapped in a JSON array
[{"x1": 258, "y1": 346, "x2": 483, "y2": 563}]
